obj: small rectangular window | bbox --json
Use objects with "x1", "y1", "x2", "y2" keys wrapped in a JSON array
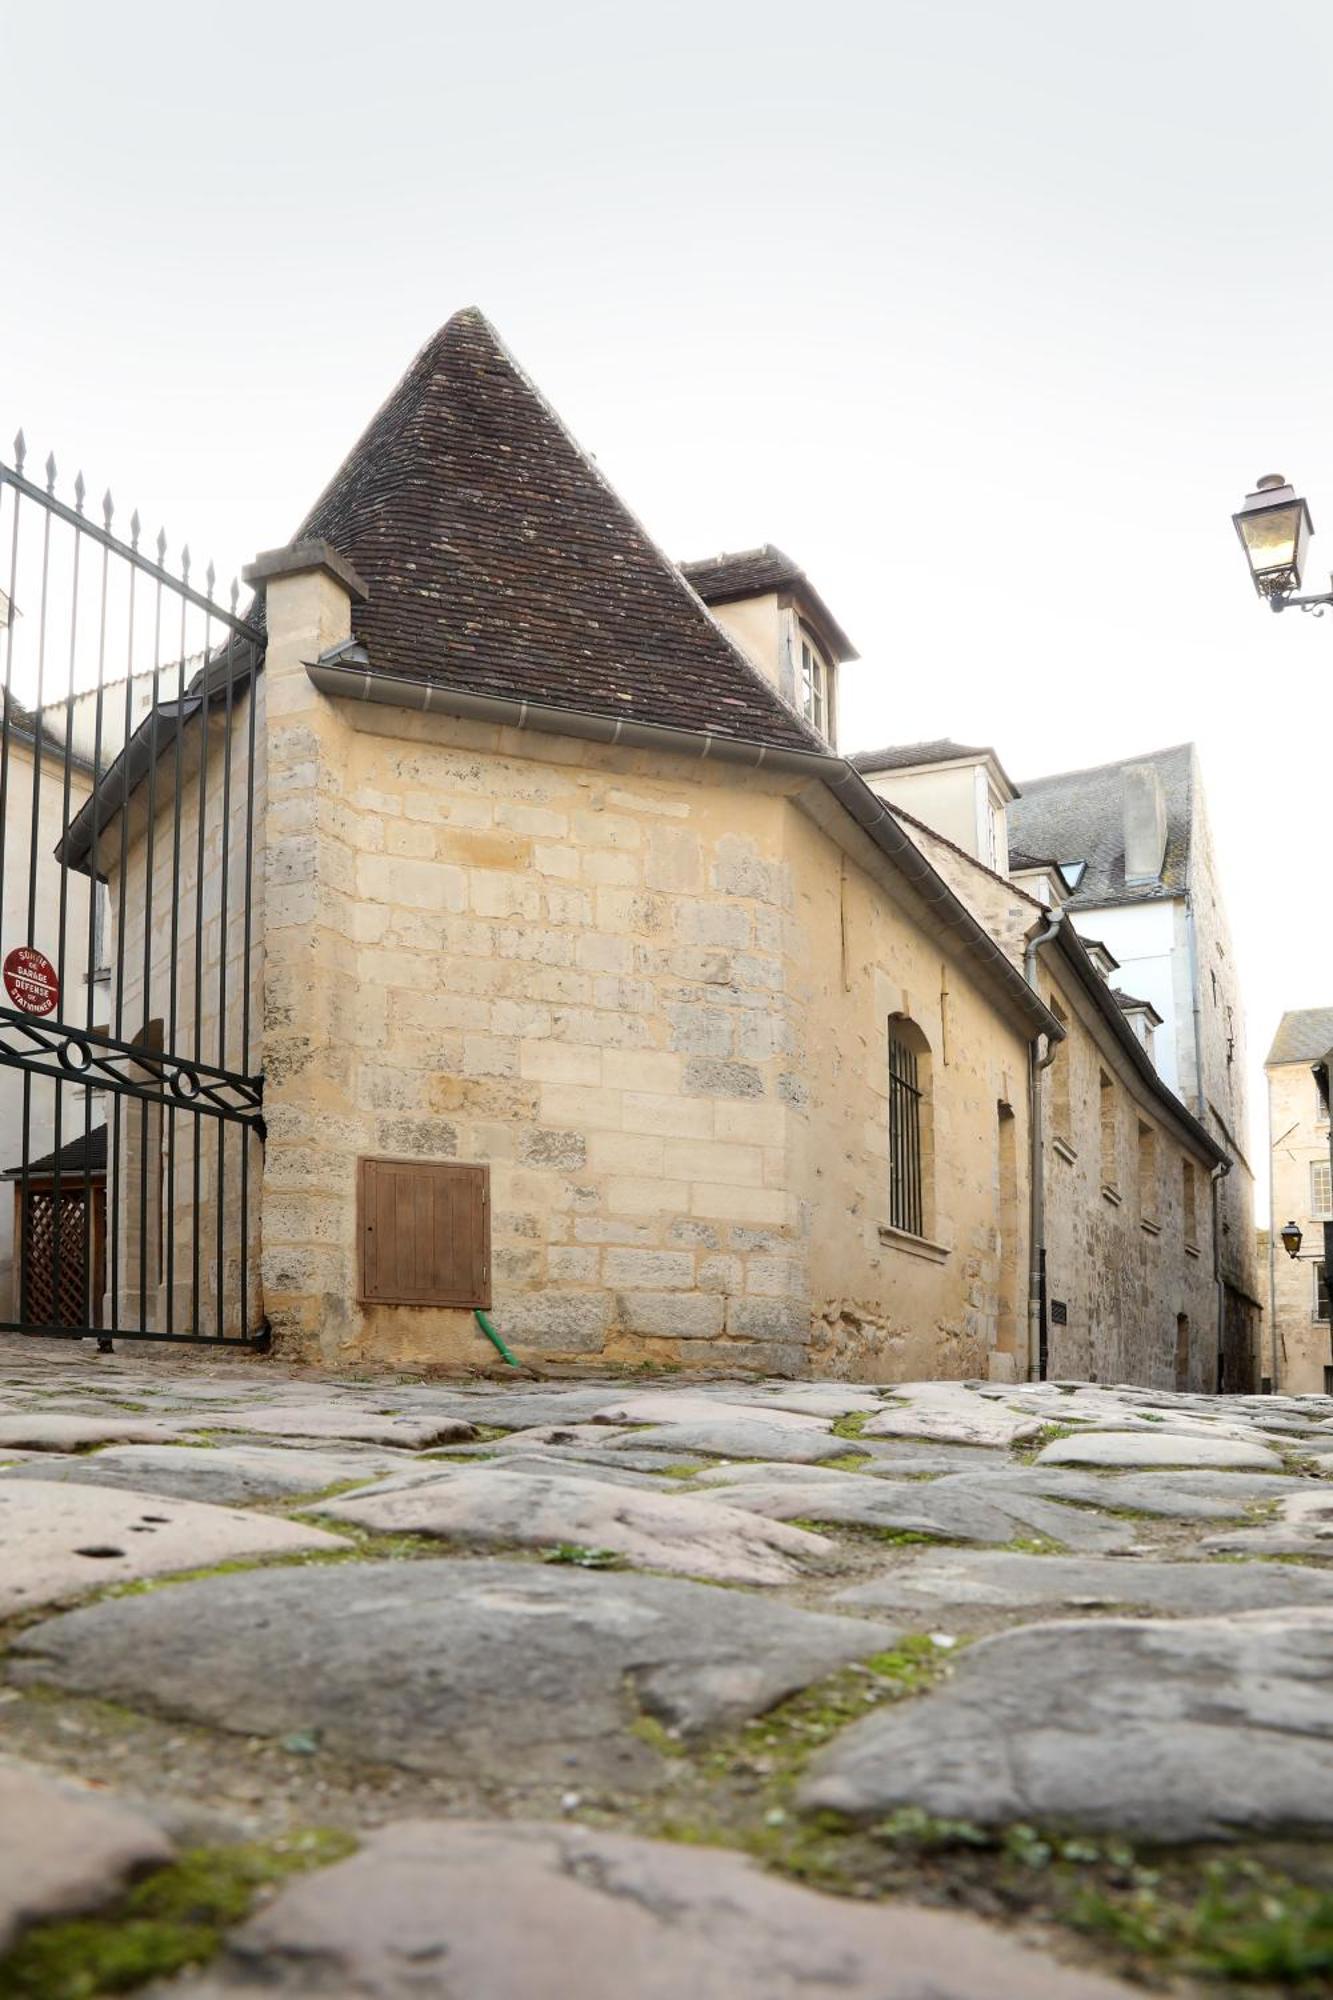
[
  {"x1": 1048, "y1": 996, "x2": 1071, "y2": 1144},
  {"x1": 1137, "y1": 1120, "x2": 1156, "y2": 1222},
  {"x1": 799, "y1": 630, "x2": 828, "y2": 737},
  {"x1": 1099, "y1": 1070, "x2": 1117, "y2": 1196},
  {"x1": 1311, "y1": 1160, "x2": 1332, "y2": 1218},
  {"x1": 1316, "y1": 1262, "x2": 1330, "y2": 1326},
  {"x1": 888, "y1": 1032, "x2": 923, "y2": 1236},
  {"x1": 358, "y1": 1157, "x2": 490, "y2": 1307}
]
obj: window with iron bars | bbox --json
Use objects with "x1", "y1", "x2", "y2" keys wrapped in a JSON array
[{"x1": 888, "y1": 1030, "x2": 924, "y2": 1236}]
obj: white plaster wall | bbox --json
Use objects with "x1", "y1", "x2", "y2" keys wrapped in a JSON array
[
  {"x1": 0, "y1": 738, "x2": 97, "y2": 1318},
  {"x1": 1069, "y1": 900, "x2": 1181, "y2": 1099}
]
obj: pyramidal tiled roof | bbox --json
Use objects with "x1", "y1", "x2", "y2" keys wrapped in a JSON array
[{"x1": 294, "y1": 310, "x2": 823, "y2": 753}]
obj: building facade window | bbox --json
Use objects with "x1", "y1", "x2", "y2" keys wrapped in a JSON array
[
  {"x1": 1099, "y1": 1069, "x2": 1118, "y2": 1197},
  {"x1": 887, "y1": 1017, "x2": 931, "y2": 1237},
  {"x1": 1315, "y1": 1261, "x2": 1330, "y2": 1326},
  {"x1": 1137, "y1": 1121, "x2": 1157, "y2": 1225},
  {"x1": 1311, "y1": 1159, "x2": 1332, "y2": 1218},
  {"x1": 799, "y1": 628, "x2": 828, "y2": 737},
  {"x1": 1048, "y1": 996, "x2": 1071, "y2": 1145}
]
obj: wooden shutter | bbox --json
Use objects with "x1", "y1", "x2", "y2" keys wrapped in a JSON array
[{"x1": 357, "y1": 1158, "x2": 490, "y2": 1308}]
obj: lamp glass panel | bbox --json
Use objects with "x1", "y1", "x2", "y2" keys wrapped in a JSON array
[{"x1": 1239, "y1": 502, "x2": 1302, "y2": 578}]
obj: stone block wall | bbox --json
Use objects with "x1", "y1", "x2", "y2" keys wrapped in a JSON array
[
  {"x1": 1039, "y1": 958, "x2": 1219, "y2": 1390},
  {"x1": 260, "y1": 629, "x2": 1036, "y2": 1375}
]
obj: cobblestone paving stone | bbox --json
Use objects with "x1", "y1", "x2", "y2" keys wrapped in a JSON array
[{"x1": 1, "y1": 1337, "x2": 1332, "y2": 1996}]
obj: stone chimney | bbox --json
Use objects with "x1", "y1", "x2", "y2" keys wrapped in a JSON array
[{"x1": 1122, "y1": 763, "x2": 1167, "y2": 886}]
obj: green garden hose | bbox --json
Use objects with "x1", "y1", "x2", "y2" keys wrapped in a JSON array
[{"x1": 473, "y1": 1307, "x2": 520, "y2": 1368}]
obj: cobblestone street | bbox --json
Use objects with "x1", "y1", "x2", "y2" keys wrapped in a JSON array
[{"x1": 2, "y1": 1339, "x2": 1333, "y2": 1995}]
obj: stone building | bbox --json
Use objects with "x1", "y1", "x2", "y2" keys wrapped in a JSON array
[
  {"x1": 1265, "y1": 1007, "x2": 1333, "y2": 1393},
  {"x1": 1007, "y1": 744, "x2": 1263, "y2": 1385},
  {"x1": 857, "y1": 772, "x2": 1229, "y2": 1389},
  {"x1": 70, "y1": 308, "x2": 1071, "y2": 1376}
]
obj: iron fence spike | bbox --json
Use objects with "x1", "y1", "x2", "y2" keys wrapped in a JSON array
[
  {"x1": 229, "y1": 577, "x2": 240, "y2": 610},
  {"x1": 44, "y1": 451, "x2": 57, "y2": 493},
  {"x1": 102, "y1": 489, "x2": 114, "y2": 527},
  {"x1": 13, "y1": 429, "x2": 25, "y2": 471},
  {"x1": 73, "y1": 471, "x2": 86, "y2": 514},
  {"x1": 156, "y1": 527, "x2": 167, "y2": 563},
  {"x1": 205, "y1": 559, "x2": 216, "y2": 597},
  {"x1": 130, "y1": 509, "x2": 141, "y2": 548},
  {"x1": 181, "y1": 542, "x2": 191, "y2": 579}
]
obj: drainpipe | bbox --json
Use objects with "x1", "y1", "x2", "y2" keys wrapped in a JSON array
[
  {"x1": 1023, "y1": 908, "x2": 1066, "y2": 1382},
  {"x1": 1210, "y1": 1159, "x2": 1231, "y2": 1393}
]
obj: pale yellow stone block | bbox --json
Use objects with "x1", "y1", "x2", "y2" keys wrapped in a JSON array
[
  {"x1": 601, "y1": 1049, "x2": 682, "y2": 1094},
  {"x1": 605, "y1": 1176, "x2": 691, "y2": 1215},
  {"x1": 621, "y1": 1091, "x2": 713, "y2": 1139},
  {"x1": 581, "y1": 850, "x2": 640, "y2": 887},
  {"x1": 689, "y1": 1183, "x2": 790, "y2": 1226},
  {"x1": 356, "y1": 854, "x2": 468, "y2": 911},
  {"x1": 714, "y1": 1100, "x2": 790, "y2": 1147},
  {"x1": 533, "y1": 843, "x2": 580, "y2": 880},
  {"x1": 663, "y1": 1138, "x2": 765, "y2": 1185},
  {"x1": 437, "y1": 828, "x2": 533, "y2": 870},
  {"x1": 470, "y1": 871, "x2": 542, "y2": 920},
  {"x1": 588, "y1": 1131, "x2": 666, "y2": 1176},
  {"x1": 519, "y1": 1041, "x2": 603, "y2": 1086},
  {"x1": 540, "y1": 1082, "x2": 623, "y2": 1130}
]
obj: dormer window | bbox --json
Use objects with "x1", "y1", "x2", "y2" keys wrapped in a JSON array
[{"x1": 799, "y1": 628, "x2": 829, "y2": 736}]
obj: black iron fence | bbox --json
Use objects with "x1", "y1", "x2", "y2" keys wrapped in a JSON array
[{"x1": 0, "y1": 438, "x2": 266, "y2": 1344}]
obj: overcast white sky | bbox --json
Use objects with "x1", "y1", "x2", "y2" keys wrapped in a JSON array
[{"x1": 3, "y1": 0, "x2": 1329, "y2": 1213}]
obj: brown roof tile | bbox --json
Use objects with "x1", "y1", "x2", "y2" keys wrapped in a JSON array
[{"x1": 293, "y1": 312, "x2": 823, "y2": 752}]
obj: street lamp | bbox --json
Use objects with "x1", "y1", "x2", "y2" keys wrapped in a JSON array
[
  {"x1": 1280, "y1": 1219, "x2": 1303, "y2": 1258},
  {"x1": 1233, "y1": 475, "x2": 1324, "y2": 611}
]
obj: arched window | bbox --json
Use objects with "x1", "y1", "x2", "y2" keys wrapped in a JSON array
[{"x1": 887, "y1": 1015, "x2": 933, "y2": 1237}]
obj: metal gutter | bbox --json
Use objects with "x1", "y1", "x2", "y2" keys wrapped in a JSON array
[
  {"x1": 305, "y1": 650, "x2": 1063, "y2": 1043},
  {"x1": 1023, "y1": 907, "x2": 1065, "y2": 1380}
]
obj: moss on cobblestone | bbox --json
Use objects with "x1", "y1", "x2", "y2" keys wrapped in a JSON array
[{"x1": 0, "y1": 1830, "x2": 355, "y2": 1999}]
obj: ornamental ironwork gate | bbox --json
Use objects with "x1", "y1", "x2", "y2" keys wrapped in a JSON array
[{"x1": 0, "y1": 439, "x2": 267, "y2": 1346}]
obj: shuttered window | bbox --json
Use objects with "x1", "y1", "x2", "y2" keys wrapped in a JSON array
[{"x1": 357, "y1": 1158, "x2": 490, "y2": 1307}]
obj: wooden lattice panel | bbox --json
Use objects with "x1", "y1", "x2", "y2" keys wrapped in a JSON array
[{"x1": 20, "y1": 1185, "x2": 97, "y2": 1328}]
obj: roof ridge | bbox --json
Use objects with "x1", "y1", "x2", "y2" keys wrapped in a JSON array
[{"x1": 1019, "y1": 741, "x2": 1195, "y2": 789}]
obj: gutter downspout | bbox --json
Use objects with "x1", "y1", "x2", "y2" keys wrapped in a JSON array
[
  {"x1": 1210, "y1": 1158, "x2": 1232, "y2": 1392},
  {"x1": 1023, "y1": 908, "x2": 1066, "y2": 1382}
]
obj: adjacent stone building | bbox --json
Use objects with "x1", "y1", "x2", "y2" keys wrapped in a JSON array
[
  {"x1": 1008, "y1": 745, "x2": 1263, "y2": 1386},
  {"x1": 1265, "y1": 1007, "x2": 1333, "y2": 1393},
  {"x1": 867, "y1": 781, "x2": 1228, "y2": 1390}
]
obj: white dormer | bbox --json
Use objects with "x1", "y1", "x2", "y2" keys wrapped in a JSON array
[
  {"x1": 680, "y1": 546, "x2": 856, "y2": 751},
  {"x1": 851, "y1": 739, "x2": 1018, "y2": 873}
]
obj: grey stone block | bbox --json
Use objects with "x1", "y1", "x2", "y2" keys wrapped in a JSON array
[
  {"x1": 616, "y1": 1291, "x2": 727, "y2": 1338},
  {"x1": 682, "y1": 1059, "x2": 765, "y2": 1098}
]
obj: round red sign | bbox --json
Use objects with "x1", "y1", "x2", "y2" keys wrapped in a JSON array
[{"x1": 3, "y1": 946, "x2": 60, "y2": 1016}]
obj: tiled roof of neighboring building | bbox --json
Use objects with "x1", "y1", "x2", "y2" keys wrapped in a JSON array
[
  {"x1": 1266, "y1": 1006, "x2": 1333, "y2": 1066},
  {"x1": 1009, "y1": 743, "x2": 1194, "y2": 909},
  {"x1": 852, "y1": 737, "x2": 990, "y2": 774},
  {"x1": 1113, "y1": 990, "x2": 1163, "y2": 1023},
  {"x1": 679, "y1": 546, "x2": 857, "y2": 662},
  {"x1": 0, "y1": 1121, "x2": 107, "y2": 1180},
  {"x1": 292, "y1": 311, "x2": 823, "y2": 753}
]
